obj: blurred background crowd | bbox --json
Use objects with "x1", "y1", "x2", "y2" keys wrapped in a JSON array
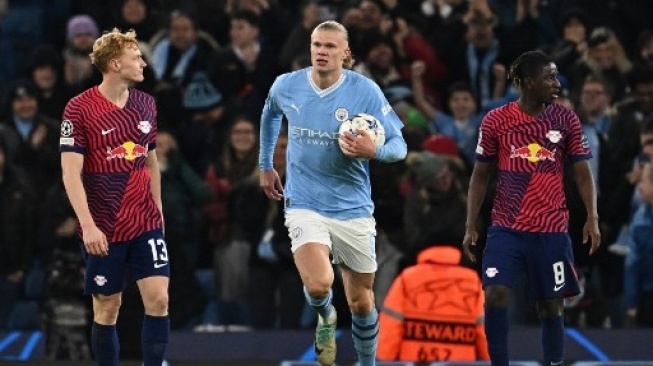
[{"x1": 1, "y1": 0, "x2": 653, "y2": 358}]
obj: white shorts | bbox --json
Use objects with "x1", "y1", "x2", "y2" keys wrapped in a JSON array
[{"x1": 285, "y1": 208, "x2": 377, "y2": 273}]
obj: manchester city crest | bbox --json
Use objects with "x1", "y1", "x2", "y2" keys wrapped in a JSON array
[{"x1": 334, "y1": 107, "x2": 349, "y2": 122}]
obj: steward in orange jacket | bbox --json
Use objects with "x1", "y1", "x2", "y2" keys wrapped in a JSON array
[{"x1": 378, "y1": 245, "x2": 490, "y2": 362}]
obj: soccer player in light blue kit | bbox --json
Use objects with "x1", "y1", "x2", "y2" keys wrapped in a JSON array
[{"x1": 259, "y1": 20, "x2": 407, "y2": 366}]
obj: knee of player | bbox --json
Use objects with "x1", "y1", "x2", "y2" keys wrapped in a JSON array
[
  {"x1": 304, "y1": 278, "x2": 334, "y2": 297},
  {"x1": 348, "y1": 295, "x2": 375, "y2": 315},
  {"x1": 93, "y1": 294, "x2": 122, "y2": 319},
  {"x1": 143, "y1": 293, "x2": 169, "y2": 315},
  {"x1": 536, "y1": 298, "x2": 564, "y2": 319},
  {"x1": 484, "y1": 285, "x2": 511, "y2": 308}
]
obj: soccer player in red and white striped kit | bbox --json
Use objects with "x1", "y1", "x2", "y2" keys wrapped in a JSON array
[{"x1": 60, "y1": 28, "x2": 169, "y2": 366}]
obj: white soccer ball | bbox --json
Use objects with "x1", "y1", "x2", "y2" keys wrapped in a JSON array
[{"x1": 338, "y1": 113, "x2": 386, "y2": 155}]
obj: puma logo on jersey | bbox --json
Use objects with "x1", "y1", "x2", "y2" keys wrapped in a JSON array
[{"x1": 290, "y1": 102, "x2": 302, "y2": 114}]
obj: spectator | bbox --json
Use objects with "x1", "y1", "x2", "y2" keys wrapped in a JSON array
[
  {"x1": 150, "y1": 9, "x2": 218, "y2": 85},
  {"x1": 229, "y1": 133, "x2": 305, "y2": 329},
  {"x1": 547, "y1": 7, "x2": 592, "y2": 79},
  {"x1": 206, "y1": 116, "x2": 260, "y2": 325},
  {"x1": 0, "y1": 139, "x2": 38, "y2": 330},
  {"x1": 624, "y1": 162, "x2": 653, "y2": 327},
  {"x1": 113, "y1": 0, "x2": 159, "y2": 45},
  {"x1": 601, "y1": 118, "x2": 653, "y2": 328},
  {"x1": 402, "y1": 151, "x2": 467, "y2": 263},
  {"x1": 210, "y1": 10, "x2": 278, "y2": 119},
  {"x1": 157, "y1": 131, "x2": 211, "y2": 329},
  {"x1": 633, "y1": 29, "x2": 653, "y2": 68},
  {"x1": 569, "y1": 27, "x2": 632, "y2": 102},
  {"x1": 24, "y1": 45, "x2": 73, "y2": 121},
  {"x1": 579, "y1": 75, "x2": 614, "y2": 141},
  {"x1": 278, "y1": 2, "x2": 325, "y2": 72},
  {"x1": 446, "y1": 5, "x2": 510, "y2": 110},
  {"x1": 63, "y1": 15, "x2": 101, "y2": 94},
  {"x1": 157, "y1": 131, "x2": 212, "y2": 271},
  {"x1": 607, "y1": 64, "x2": 653, "y2": 205},
  {"x1": 0, "y1": 80, "x2": 61, "y2": 198},
  {"x1": 149, "y1": 7, "x2": 218, "y2": 121}
]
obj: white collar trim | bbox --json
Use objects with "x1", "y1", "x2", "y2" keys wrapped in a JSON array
[{"x1": 307, "y1": 69, "x2": 346, "y2": 97}]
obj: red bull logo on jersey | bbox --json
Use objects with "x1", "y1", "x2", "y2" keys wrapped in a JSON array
[
  {"x1": 106, "y1": 141, "x2": 148, "y2": 161},
  {"x1": 510, "y1": 143, "x2": 556, "y2": 163}
]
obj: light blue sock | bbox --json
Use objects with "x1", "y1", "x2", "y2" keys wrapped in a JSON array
[
  {"x1": 303, "y1": 286, "x2": 333, "y2": 320},
  {"x1": 352, "y1": 307, "x2": 378, "y2": 366}
]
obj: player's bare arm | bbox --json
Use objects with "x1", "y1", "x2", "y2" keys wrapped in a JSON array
[
  {"x1": 260, "y1": 169, "x2": 283, "y2": 201},
  {"x1": 146, "y1": 151, "x2": 164, "y2": 225},
  {"x1": 463, "y1": 161, "x2": 493, "y2": 262},
  {"x1": 573, "y1": 160, "x2": 601, "y2": 254},
  {"x1": 61, "y1": 152, "x2": 108, "y2": 256}
]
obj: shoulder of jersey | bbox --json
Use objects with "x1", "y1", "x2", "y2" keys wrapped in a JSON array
[
  {"x1": 67, "y1": 88, "x2": 96, "y2": 108},
  {"x1": 485, "y1": 103, "x2": 508, "y2": 117},
  {"x1": 130, "y1": 88, "x2": 155, "y2": 103},
  {"x1": 284, "y1": 68, "x2": 308, "y2": 80},
  {"x1": 550, "y1": 102, "x2": 573, "y2": 114},
  {"x1": 348, "y1": 70, "x2": 379, "y2": 93},
  {"x1": 546, "y1": 102, "x2": 577, "y2": 120}
]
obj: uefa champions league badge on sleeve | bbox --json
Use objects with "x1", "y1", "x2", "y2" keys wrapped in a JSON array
[{"x1": 60, "y1": 120, "x2": 75, "y2": 145}]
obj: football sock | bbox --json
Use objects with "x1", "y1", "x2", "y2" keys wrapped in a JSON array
[
  {"x1": 352, "y1": 307, "x2": 379, "y2": 366},
  {"x1": 541, "y1": 315, "x2": 564, "y2": 365},
  {"x1": 91, "y1": 322, "x2": 119, "y2": 366},
  {"x1": 142, "y1": 314, "x2": 169, "y2": 366},
  {"x1": 304, "y1": 286, "x2": 333, "y2": 320},
  {"x1": 485, "y1": 307, "x2": 510, "y2": 366}
]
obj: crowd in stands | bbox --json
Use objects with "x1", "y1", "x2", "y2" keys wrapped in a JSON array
[{"x1": 1, "y1": 0, "x2": 653, "y2": 342}]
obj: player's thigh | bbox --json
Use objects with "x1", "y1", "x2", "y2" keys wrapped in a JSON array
[
  {"x1": 482, "y1": 226, "x2": 528, "y2": 289},
  {"x1": 329, "y1": 216, "x2": 377, "y2": 274},
  {"x1": 127, "y1": 229, "x2": 170, "y2": 282},
  {"x1": 528, "y1": 232, "x2": 580, "y2": 299},
  {"x1": 286, "y1": 209, "x2": 334, "y2": 288},
  {"x1": 81, "y1": 241, "x2": 128, "y2": 296}
]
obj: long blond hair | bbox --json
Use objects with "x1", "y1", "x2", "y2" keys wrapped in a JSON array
[
  {"x1": 583, "y1": 27, "x2": 632, "y2": 75},
  {"x1": 313, "y1": 20, "x2": 355, "y2": 69}
]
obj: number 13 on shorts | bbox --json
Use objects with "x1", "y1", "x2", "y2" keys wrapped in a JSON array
[{"x1": 148, "y1": 238, "x2": 169, "y2": 268}]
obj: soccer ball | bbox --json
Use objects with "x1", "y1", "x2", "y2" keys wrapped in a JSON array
[{"x1": 338, "y1": 113, "x2": 386, "y2": 155}]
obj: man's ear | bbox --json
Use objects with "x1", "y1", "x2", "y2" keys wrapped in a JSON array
[{"x1": 109, "y1": 58, "x2": 120, "y2": 72}]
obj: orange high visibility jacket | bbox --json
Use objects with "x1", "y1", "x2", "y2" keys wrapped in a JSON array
[{"x1": 378, "y1": 246, "x2": 490, "y2": 362}]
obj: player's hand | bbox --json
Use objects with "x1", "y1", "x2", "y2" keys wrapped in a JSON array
[
  {"x1": 462, "y1": 226, "x2": 478, "y2": 263},
  {"x1": 339, "y1": 129, "x2": 377, "y2": 159},
  {"x1": 260, "y1": 169, "x2": 283, "y2": 201},
  {"x1": 583, "y1": 216, "x2": 601, "y2": 255},
  {"x1": 82, "y1": 224, "x2": 108, "y2": 257}
]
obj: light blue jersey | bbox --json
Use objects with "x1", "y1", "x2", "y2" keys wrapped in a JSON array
[{"x1": 259, "y1": 68, "x2": 407, "y2": 220}]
